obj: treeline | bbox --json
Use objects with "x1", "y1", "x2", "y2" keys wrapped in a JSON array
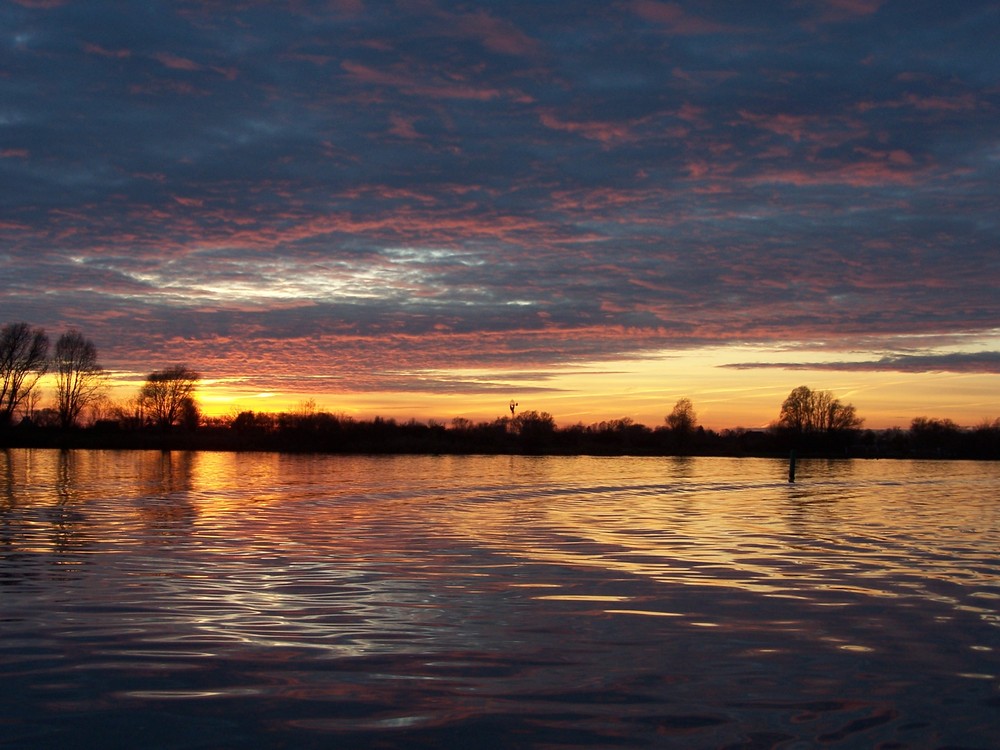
[
  {"x1": 5, "y1": 405, "x2": 1000, "y2": 460},
  {"x1": 218, "y1": 409, "x2": 1000, "y2": 458},
  {"x1": 2, "y1": 320, "x2": 998, "y2": 458}
]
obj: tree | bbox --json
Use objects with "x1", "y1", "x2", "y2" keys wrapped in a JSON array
[
  {"x1": 665, "y1": 397, "x2": 699, "y2": 453},
  {"x1": 139, "y1": 365, "x2": 200, "y2": 429},
  {"x1": 54, "y1": 329, "x2": 107, "y2": 428},
  {"x1": 179, "y1": 396, "x2": 200, "y2": 431},
  {"x1": 777, "y1": 385, "x2": 813, "y2": 433},
  {"x1": 512, "y1": 410, "x2": 556, "y2": 449},
  {"x1": 0, "y1": 322, "x2": 49, "y2": 426},
  {"x1": 909, "y1": 416, "x2": 962, "y2": 457},
  {"x1": 23, "y1": 386, "x2": 43, "y2": 422},
  {"x1": 666, "y1": 398, "x2": 697, "y2": 435},
  {"x1": 776, "y1": 385, "x2": 863, "y2": 435}
]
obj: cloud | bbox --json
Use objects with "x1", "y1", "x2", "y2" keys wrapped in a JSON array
[
  {"x1": 722, "y1": 352, "x2": 1000, "y2": 374},
  {"x1": 0, "y1": 0, "x2": 997, "y2": 410},
  {"x1": 82, "y1": 42, "x2": 131, "y2": 58},
  {"x1": 9, "y1": 0, "x2": 67, "y2": 7},
  {"x1": 153, "y1": 52, "x2": 202, "y2": 71},
  {"x1": 441, "y1": 8, "x2": 542, "y2": 57},
  {"x1": 629, "y1": 1, "x2": 736, "y2": 34},
  {"x1": 538, "y1": 111, "x2": 638, "y2": 144}
]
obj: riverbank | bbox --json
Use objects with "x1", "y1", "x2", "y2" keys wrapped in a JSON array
[{"x1": 3, "y1": 421, "x2": 997, "y2": 460}]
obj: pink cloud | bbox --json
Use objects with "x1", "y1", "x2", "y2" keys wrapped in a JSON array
[
  {"x1": 128, "y1": 81, "x2": 206, "y2": 97},
  {"x1": 447, "y1": 9, "x2": 541, "y2": 57},
  {"x1": 0, "y1": 149, "x2": 29, "y2": 159},
  {"x1": 283, "y1": 53, "x2": 336, "y2": 67},
  {"x1": 748, "y1": 163, "x2": 919, "y2": 188},
  {"x1": 388, "y1": 113, "x2": 423, "y2": 140},
  {"x1": 9, "y1": 0, "x2": 67, "y2": 7},
  {"x1": 340, "y1": 60, "x2": 506, "y2": 101},
  {"x1": 799, "y1": 0, "x2": 885, "y2": 28},
  {"x1": 630, "y1": 1, "x2": 735, "y2": 34},
  {"x1": 675, "y1": 103, "x2": 706, "y2": 124},
  {"x1": 857, "y1": 92, "x2": 978, "y2": 113},
  {"x1": 327, "y1": 0, "x2": 364, "y2": 16},
  {"x1": 738, "y1": 110, "x2": 869, "y2": 149},
  {"x1": 83, "y1": 42, "x2": 132, "y2": 58},
  {"x1": 153, "y1": 53, "x2": 202, "y2": 71},
  {"x1": 211, "y1": 66, "x2": 239, "y2": 81},
  {"x1": 816, "y1": 0, "x2": 884, "y2": 20},
  {"x1": 738, "y1": 111, "x2": 812, "y2": 142},
  {"x1": 173, "y1": 196, "x2": 205, "y2": 207},
  {"x1": 539, "y1": 112, "x2": 636, "y2": 144}
]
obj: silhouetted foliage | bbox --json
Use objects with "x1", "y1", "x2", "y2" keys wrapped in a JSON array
[
  {"x1": 0, "y1": 322, "x2": 49, "y2": 426},
  {"x1": 909, "y1": 416, "x2": 963, "y2": 458},
  {"x1": 773, "y1": 385, "x2": 863, "y2": 453},
  {"x1": 179, "y1": 396, "x2": 200, "y2": 431},
  {"x1": 4, "y1": 400, "x2": 998, "y2": 459},
  {"x1": 665, "y1": 399, "x2": 694, "y2": 432},
  {"x1": 54, "y1": 330, "x2": 107, "y2": 428},
  {"x1": 970, "y1": 418, "x2": 1000, "y2": 459},
  {"x1": 666, "y1": 398, "x2": 698, "y2": 453},
  {"x1": 777, "y1": 385, "x2": 863, "y2": 435},
  {"x1": 139, "y1": 366, "x2": 200, "y2": 429}
]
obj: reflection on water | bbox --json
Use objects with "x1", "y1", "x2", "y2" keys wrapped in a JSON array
[{"x1": 2, "y1": 449, "x2": 999, "y2": 748}]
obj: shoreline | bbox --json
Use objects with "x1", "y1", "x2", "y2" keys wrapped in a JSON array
[{"x1": 2, "y1": 425, "x2": 996, "y2": 461}]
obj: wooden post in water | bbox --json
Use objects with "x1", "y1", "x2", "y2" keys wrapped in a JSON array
[{"x1": 788, "y1": 449, "x2": 797, "y2": 483}]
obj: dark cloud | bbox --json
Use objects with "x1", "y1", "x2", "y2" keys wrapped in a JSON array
[
  {"x1": 722, "y1": 352, "x2": 1000, "y2": 374},
  {"x1": 1, "y1": 0, "x2": 998, "y2": 396}
]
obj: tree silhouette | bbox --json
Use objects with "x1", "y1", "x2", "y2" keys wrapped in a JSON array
[
  {"x1": 666, "y1": 398, "x2": 697, "y2": 435},
  {"x1": 509, "y1": 410, "x2": 555, "y2": 453},
  {"x1": 139, "y1": 366, "x2": 200, "y2": 429},
  {"x1": 777, "y1": 385, "x2": 862, "y2": 435},
  {"x1": 54, "y1": 330, "x2": 107, "y2": 428},
  {"x1": 665, "y1": 397, "x2": 698, "y2": 453},
  {"x1": 0, "y1": 322, "x2": 49, "y2": 426}
]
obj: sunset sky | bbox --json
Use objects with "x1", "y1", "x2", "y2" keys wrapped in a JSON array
[{"x1": 2, "y1": 0, "x2": 998, "y2": 429}]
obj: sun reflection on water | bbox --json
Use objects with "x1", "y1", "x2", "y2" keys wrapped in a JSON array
[{"x1": 2, "y1": 450, "x2": 999, "y2": 747}]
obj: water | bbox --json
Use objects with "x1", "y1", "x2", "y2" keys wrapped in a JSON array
[{"x1": 2, "y1": 450, "x2": 999, "y2": 748}]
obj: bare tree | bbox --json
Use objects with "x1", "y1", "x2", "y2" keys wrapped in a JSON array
[
  {"x1": 665, "y1": 397, "x2": 698, "y2": 452},
  {"x1": 112, "y1": 395, "x2": 147, "y2": 430},
  {"x1": 88, "y1": 393, "x2": 113, "y2": 423},
  {"x1": 139, "y1": 365, "x2": 200, "y2": 429},
  {"x1": 666, "y1": 398, "x2": 697, "y2": 435},
  {"x1": 54, "y1": 330, "x2": 108, "y2": 428},
  {"x1": 0, "y1": 322, "x2": 49, "y2": 426},
  {"x1": 777, "y1": 385, "x2": 863, "y2": 435},
  {"x1": 22, "y1": 387, "x2": 43, "y2": 422}
]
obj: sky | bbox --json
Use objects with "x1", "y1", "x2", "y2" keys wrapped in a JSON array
[{"x1": 1, "y1": 0, "x2": 998, "y2": 429}]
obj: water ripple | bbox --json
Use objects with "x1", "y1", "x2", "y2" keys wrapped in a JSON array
[{"x1": 2, "y1": 450, "x2": 999, "y2": 748}]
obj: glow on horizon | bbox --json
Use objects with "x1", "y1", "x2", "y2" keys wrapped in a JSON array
[{"x1": 98, "y1": 343, "x2": 998, "y2": 431}]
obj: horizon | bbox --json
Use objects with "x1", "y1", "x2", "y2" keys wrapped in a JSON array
[
  {"x1": 2, "y1": 2, "x2": 998, "y2": 430},
  {"x1": 20, "y1": 355, "x2": 999, "y2": 433}
]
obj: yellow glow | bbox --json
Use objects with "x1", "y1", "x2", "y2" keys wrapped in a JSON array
[
  {"x1": 41, "y1": 342, "x2": 1000, "y2": 430},
  {"x1": 193, "y1": 347, "x2": 999, "y2": 429}
]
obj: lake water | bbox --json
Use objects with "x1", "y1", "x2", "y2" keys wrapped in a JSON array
[{"x1": 2, "y1": 450, "x2": 999, "y2": 749}]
